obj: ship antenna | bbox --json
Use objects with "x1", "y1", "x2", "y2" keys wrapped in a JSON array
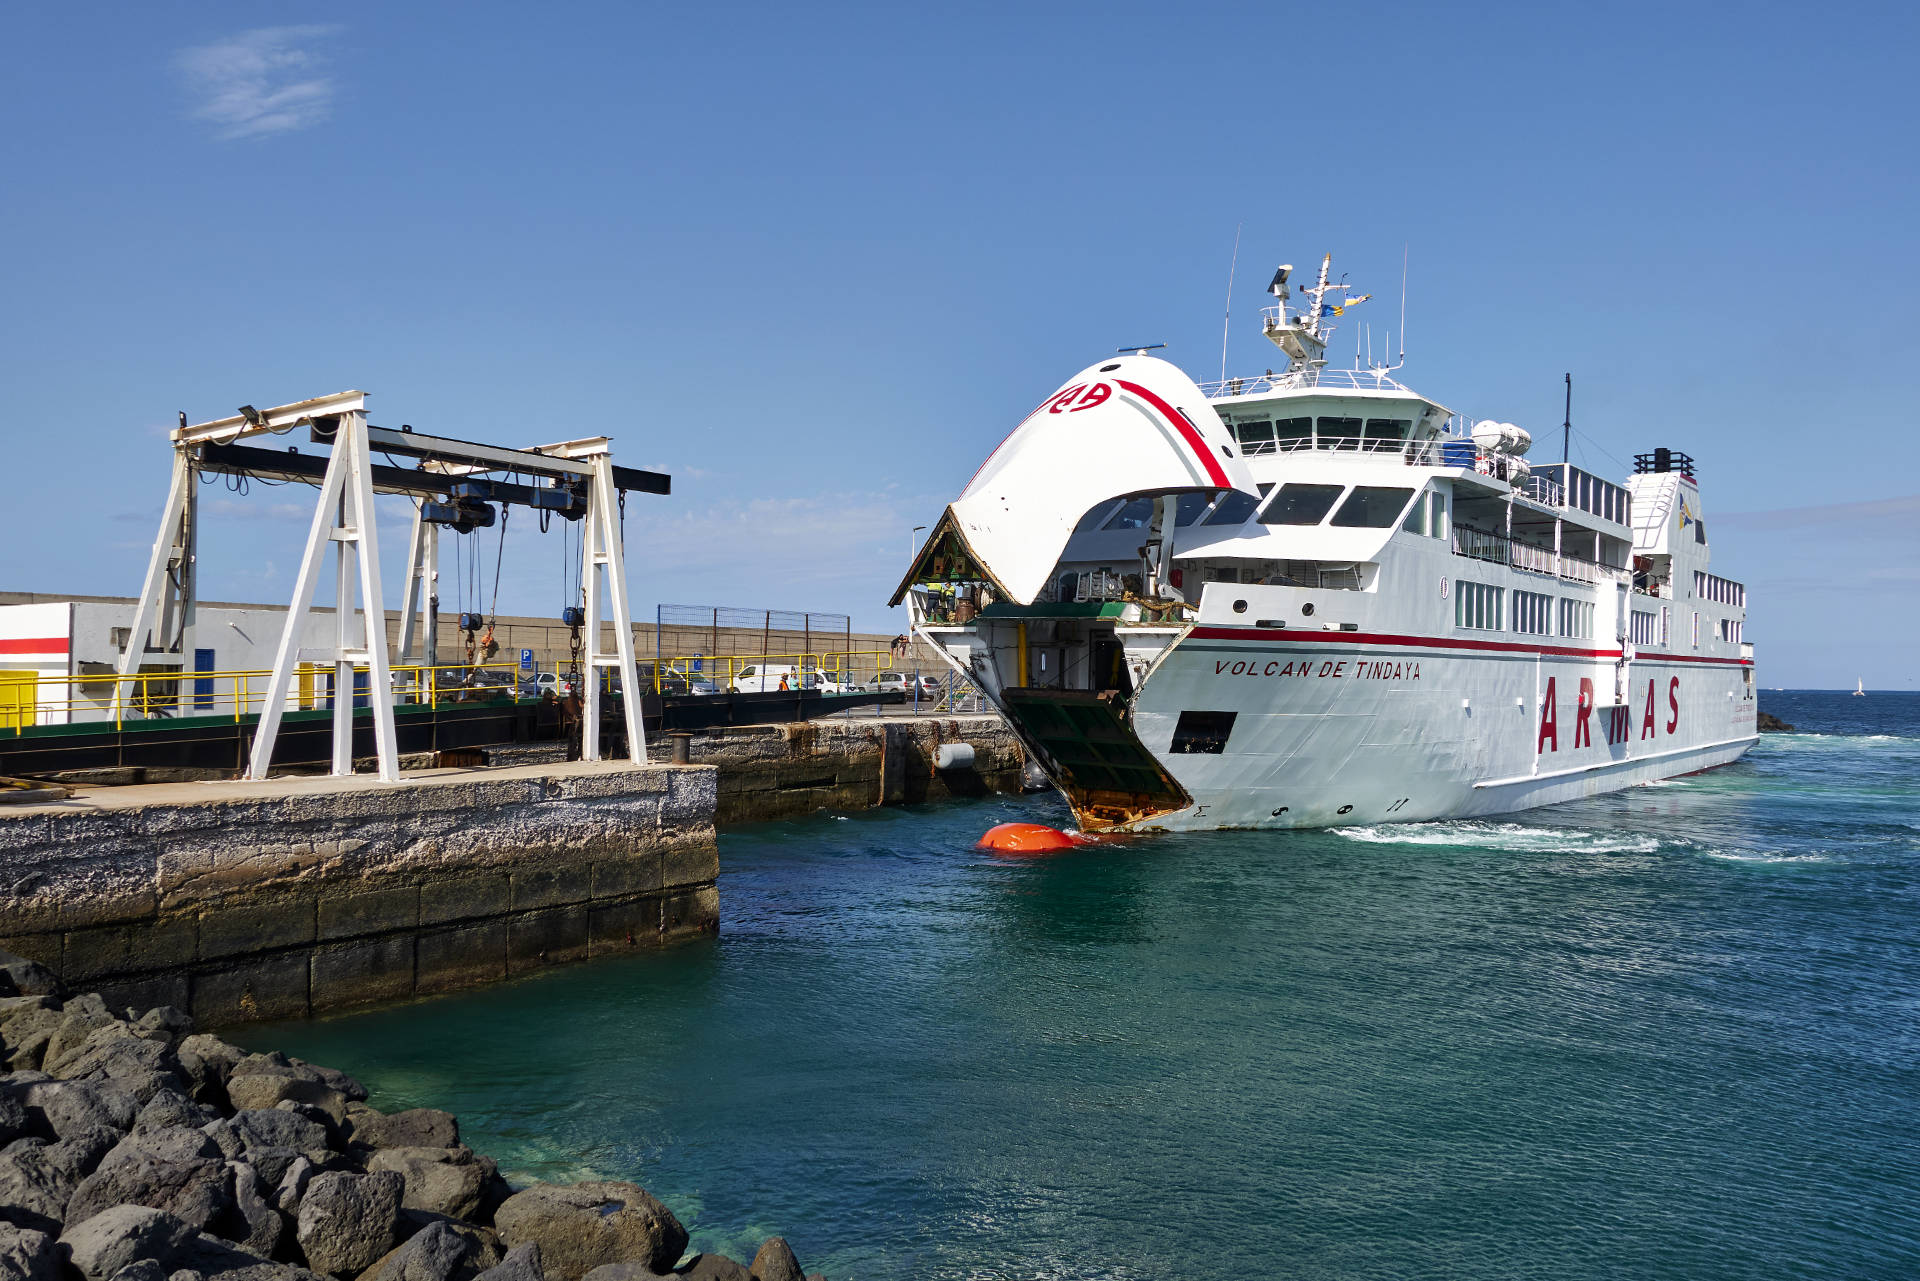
[
  {"x1": 1397, "y1": 243, "x2": 1408, "y2": 365},
  {"x1": 1562, "y1": 373, "x2": 1573, "y2": 465},
  {"x1": 1219, "y1": 221, "x2": 1242, "y2": 384}
]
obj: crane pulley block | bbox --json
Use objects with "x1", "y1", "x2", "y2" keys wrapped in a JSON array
[
  {"x1": 421, "y1": 498, "x2": 496, "y2": 532},
  {"x1": 448, "y1": 477, "x2": 586, "y2": 520}
]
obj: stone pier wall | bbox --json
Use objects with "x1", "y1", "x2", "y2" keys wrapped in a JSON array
[
  {"x1": 686, "y1": 713, "x2": 1027, "y2": 826},
  {"x1": 0, "y1": 762, "x2": 717, "y2": 1025}
]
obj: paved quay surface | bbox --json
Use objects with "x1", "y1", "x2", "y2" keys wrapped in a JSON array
[{"x1": 0, "y1": 757, "x2": 689, "y2": 816}]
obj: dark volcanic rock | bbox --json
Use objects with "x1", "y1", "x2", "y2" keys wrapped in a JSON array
[
  {"x1": 747, "y1": 1238, "x2": 804, "y2": 1281},
  {"x1": 0, "y1": 953, "x2": 60, "y2": 999},
  {"x1": 59, "y1": 1205, "x2": 197, "y2": 1280},
  {"x1": 349, "y1": 1108, "x2": 459, "y2": 1151},
  {"x1": 215, "y1": 1112, "x2": 332, "y2": 1188},
  {"x1": 55, "y1": 1032, "x2": 188, "y2": 1096},
  {"x1": 366, "y1": 1146, "x2": 489, "y2": 1221},
  {"x1": 294, "y1": 1169, "x2": 404, "y2": 1276},
  {"x1": 471, "y1": 1244, "x2": 543, "y2": 1281},
  {"x1": 20, "y1": 1078, "x2": 137, "y2": 1140},
  {"x1": 360, "y1": 1218, "x2": 506, "y2": 1281},
  {"x1": 0, "y1": 1221, "x2": 62, "y2": 1281},
  {"x1": 1757, "y1": 710, "x2": 1794, "y2": 732},
  {"x1": 65, "y1": 1129, "x2": 233, "y2": 1233},
  {"x1": 493, "y1": 1182, "x2": 686, "y2": 1281},
  {"x1": 0, "y1": 1127, "x2": 120, "y2": 1234},
  {"x1": 578, "y1": 1266, "x2": 671, "y2": 1281},
  {"x1": 135, "y1": 1090, "x2": 218, "y2": 1135},
  {"x1": 680, "y1": 1256, "x2": 751, "y2": 1281},
  {"x1": 224, "y1": 1077, "x2": 345, "y2": 1125},
  {"x1": 217, "y1": 1162, "x2": 285, "y2": 1258},
  {"x1": 129, "y1": 1007, "x2": 195, "y2": 1044}
]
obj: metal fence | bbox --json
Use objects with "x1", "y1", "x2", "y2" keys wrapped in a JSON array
[{"x1": 654, "y1": 605, "x2": 852, "y2": 673}]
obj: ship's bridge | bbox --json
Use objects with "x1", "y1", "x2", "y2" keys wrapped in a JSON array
[{"x1": 1194, "y1": 370, "x2": 1454, "y2": 467}]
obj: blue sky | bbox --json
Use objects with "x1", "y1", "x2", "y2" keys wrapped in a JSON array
[{"x1": 2, "y1": 2, "x2": 1914, "y2": 686}]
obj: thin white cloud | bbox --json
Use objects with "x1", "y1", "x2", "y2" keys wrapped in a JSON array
[
  {"x1": 1716, "y1": 493, "x2": 1919, "y2": 532},
  {"x1": 176, "y1": 26, "x2": 340, "y2": 140}
]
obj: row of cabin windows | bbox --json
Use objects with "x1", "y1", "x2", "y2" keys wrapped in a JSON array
[
  {"x1": 1720, "y1": 617, "x2": 1743, "y2": 644},
  {"x1": 1229, "y1": 416, "x2": 1413, "y2": 455},
  {"x1": 1692, "y1": 570, "x2": 1746, "y2": 607}
]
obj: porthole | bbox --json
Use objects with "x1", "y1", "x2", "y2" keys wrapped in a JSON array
[
  {"x1": 1337, "y1": 804, "x2": 1353, "y2": 815},
  {"x1": 1099, "y1": 363, "x2": 1122, "y2": 372},
  {"x1": 1232, "y1": 599, "x2": 1248, "y2": 614},
  {"x1": 1301, "y1": 602, "x2": 1316, "y2": 617}
]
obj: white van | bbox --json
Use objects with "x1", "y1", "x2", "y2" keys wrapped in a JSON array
[{"x1": 728, "y1": 664, "x2": 801, "y2": 693}]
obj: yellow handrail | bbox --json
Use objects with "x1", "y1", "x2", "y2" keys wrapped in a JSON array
[{"x1": 8, "y1": 661, "x2": 525, "y2": 736}]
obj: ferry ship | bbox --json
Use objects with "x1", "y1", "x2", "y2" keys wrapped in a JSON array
[{"x1": 892, "y1": 255, "x2": 1757, "y2": 831}]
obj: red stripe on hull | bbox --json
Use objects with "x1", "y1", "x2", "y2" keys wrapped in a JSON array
[
  {"x1": 1115, "y1": 380, "x2": 1232, "y2": 489},
  {"x1": 1186, "y1": 626, "x2": 1752, "y2": 666}
]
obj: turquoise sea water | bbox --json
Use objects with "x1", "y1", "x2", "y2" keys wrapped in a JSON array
[{"x1": 246, "y1": 691, "x2": 1920, "y2": 1280}]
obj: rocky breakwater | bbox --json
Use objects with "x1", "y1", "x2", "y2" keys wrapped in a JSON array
[{"x1": 0, "y1": 955, "x2": 824, "y2": 1281}]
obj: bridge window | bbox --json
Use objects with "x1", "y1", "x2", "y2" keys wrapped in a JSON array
[
  {"x1": 1102, "y1": 497, "x2": 1155, "y2": 530},
  {"x1": 1317, "y1": 416, "x2": 1364, "y2": 450},
  {"x1": 1275, "y1": 417, "x2": 1314, "y2": 450},
  {"x1": 1234, "y1": 420, "x2": 1275, "y2": 455},
  {"x1": 1259, "y1": 483, "x2": 1345, "y2": 526},
  {"x1": 1363, "y1": 418, "x2": 1411, "y2": 452},
  {"x1": 1331, "y1": 486, "x2": 1415, "y2": 528}
]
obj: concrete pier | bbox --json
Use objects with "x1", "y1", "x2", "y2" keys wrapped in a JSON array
[
  {"x1": 690, "y1": 712, "x2": 1026, "y2": 825},
  {"x1": 0, "y1": 710, "x2": 1027, "y2": 1025},
  {"x1": 0, "y1": 760, "x2": 718, "y2": 1023}
]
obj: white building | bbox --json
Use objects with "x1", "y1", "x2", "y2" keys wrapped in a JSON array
[{"x1": 0, "y1": 597, "x2": 348, "y2": 729}]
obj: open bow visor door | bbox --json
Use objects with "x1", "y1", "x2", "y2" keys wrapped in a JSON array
[{"x1": 890, "y1": 355, "x2": 1258, "y2": 606}]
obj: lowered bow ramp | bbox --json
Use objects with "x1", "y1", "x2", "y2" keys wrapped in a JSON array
[{"x1": 1001, "y1": 687, "x2": 1189, "y2": 829}]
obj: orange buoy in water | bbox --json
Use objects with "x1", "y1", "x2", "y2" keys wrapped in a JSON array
[{"x1": 976, "y1": 822, "x2": 1079, "y2": 854}]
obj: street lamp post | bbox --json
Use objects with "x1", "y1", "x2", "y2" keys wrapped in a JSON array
[{"x1": 908, "y1": 526, "x2": 926, "y2": 712}]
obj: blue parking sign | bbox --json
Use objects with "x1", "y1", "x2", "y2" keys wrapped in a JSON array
[{"x1": 520, "y1": 648, "x2": 534, "y2": 671}]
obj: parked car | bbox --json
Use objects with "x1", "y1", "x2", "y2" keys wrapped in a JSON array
[
  {"x1": 865, "y1": 671, "x2": 941, "y2": 698},
  {"x1": 803, "y1": 673, "x2": 855, "y2": 696},
  {"x1": 534, "y1": 672, "x2": 574, "y2": 698}
]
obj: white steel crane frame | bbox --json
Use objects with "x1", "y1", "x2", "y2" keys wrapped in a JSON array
[{"x1": 125, "y1": 391, "x2": 647, "y2": 784}]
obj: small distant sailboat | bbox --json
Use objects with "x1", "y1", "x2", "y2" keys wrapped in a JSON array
[{"x1": 1853, "y1": 679, "x2": 1866, "y2": 697}]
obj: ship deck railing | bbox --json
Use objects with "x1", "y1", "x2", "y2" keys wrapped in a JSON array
[
  {"x1": 1198, "y1": 367, "x2": 1413, "y2": 398},
  {"x1": 1234, "y1": 433, "x2": 1457, "y2": 465},
  {"x1": 1450, "y1": 524, "x2": 1629, "y2": 587}
]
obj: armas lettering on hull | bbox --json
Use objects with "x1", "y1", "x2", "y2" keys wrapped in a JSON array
[{"x1": 1538, "y1": 675, "x2": 1683, "y2": 753}]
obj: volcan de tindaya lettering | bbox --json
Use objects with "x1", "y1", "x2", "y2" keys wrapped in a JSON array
[{"x1": 892, "y1": 254, "x2": 1755, "y2": 832}]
